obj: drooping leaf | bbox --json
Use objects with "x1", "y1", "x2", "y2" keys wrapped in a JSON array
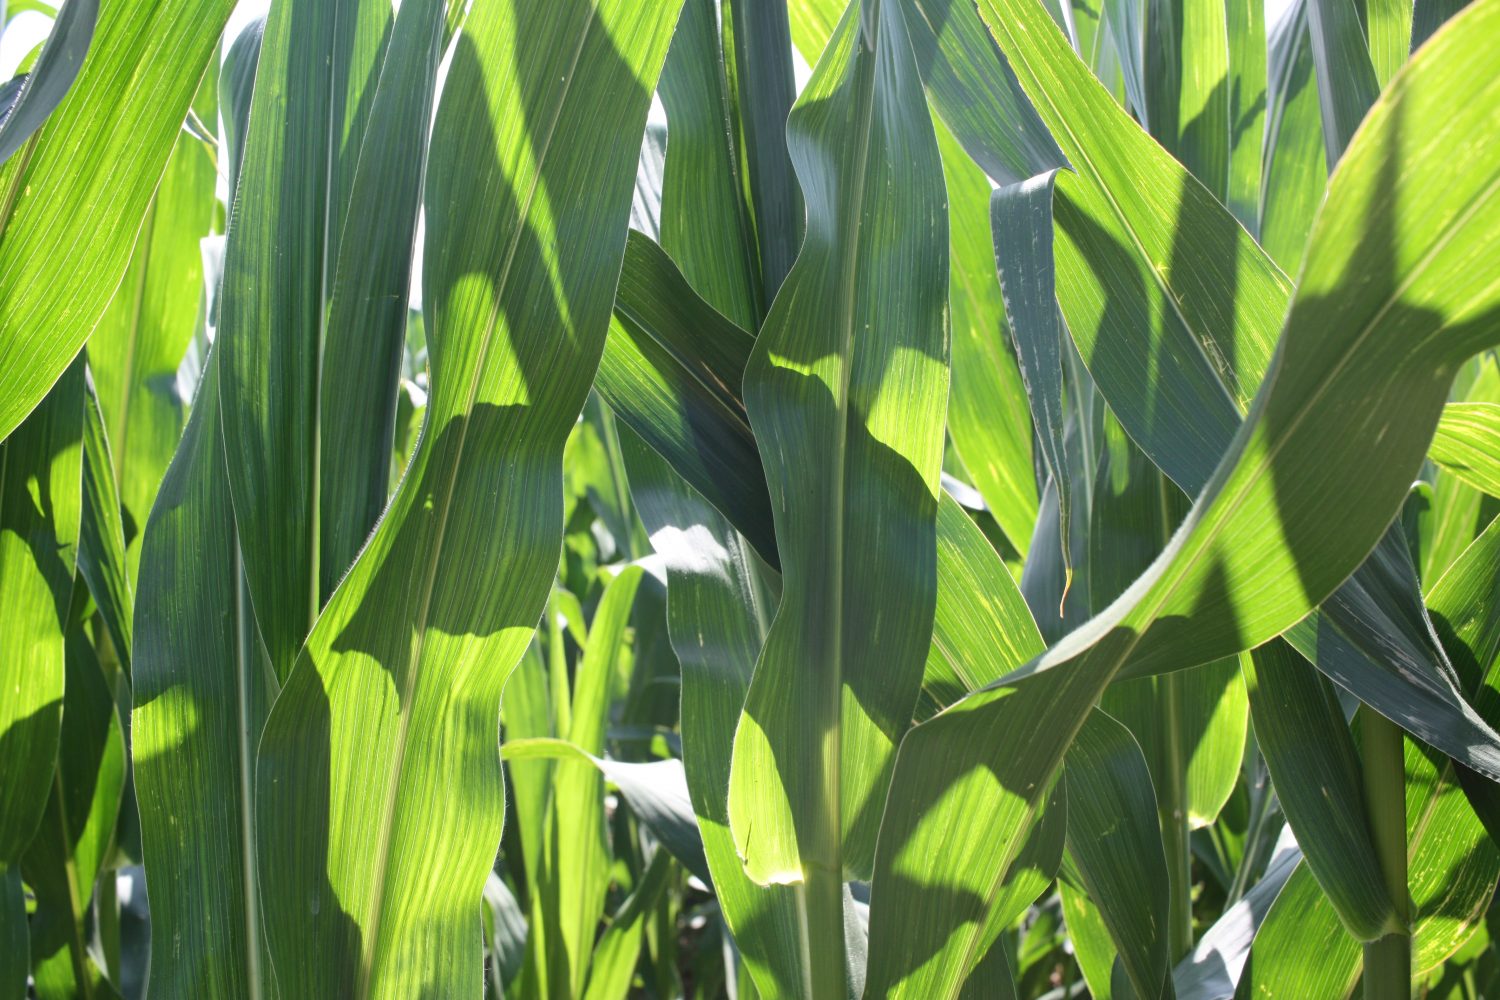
[
  {"x1": 252, "y1": 3, "x2": 682, "y2": 993},
  {"x1": 0, "y1": 0, "x2": 95, "y2": 164},
  {"x1": 969, "y1": 0, "x2": 1500, "y2": 784},
  {"x1": 501, "y1": 735, "x2": 709, "y2": 886},
  {"x1": 595, "y1": 234, "x2": 775, "y2": 566},
  {"x1": 898, "y1": 0, "x2": 1063, "y2": 185},
  {"x1": 991, "y1": 171, "x2": 1075, "y2": 578},
  {"x1": 0, "y1": 0, "x2": 234, "y2": 441},
  {"x1": 865, "y1": 2, "x2": 1500, "y2": 991}
]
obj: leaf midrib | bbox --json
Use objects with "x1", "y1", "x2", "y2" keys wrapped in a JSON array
[{"x1": 353, "y1": 10, "x2": 598, "y2": 996}]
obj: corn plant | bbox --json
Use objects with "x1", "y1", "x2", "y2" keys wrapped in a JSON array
[{"x1": 1, "y1": 0, "x2": 1499, "y2": 996}]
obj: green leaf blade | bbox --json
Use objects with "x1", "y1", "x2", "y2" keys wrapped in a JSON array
[{"x1": 252, "y1": 3, "x2": 683, "y2": 993}]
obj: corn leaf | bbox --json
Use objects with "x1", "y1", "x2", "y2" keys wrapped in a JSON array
[
  {"x1": 630, "y1": 12, "x2": 821, "y2": 983},
  {"x1": 317, "y1": 0, "x2": 449, "y2": 594},
  {"x1": 726, "y1": 7, "x2": 949, "y2": 989},
  {"x1": 1243, "y1": 641, "x2": 1396, "y2": 939},
  {"x1": 864, "y1": 2, "x2": 1500, "y2": 990},
  {"x1": 76, "y1": 372, "x2": 132, "y2": 673},
  {"x1": 1304, "y1": 0, "x2": 1381, "y2": 168},
  {"x1": 1417, "y1": 358, "x2": 1499, "y2": 584},
  {"x1": 922, "y1": 494, "x2": 1046, "y2": 716},
  {"x1": 724, "y1": 0, "x2": 802, "y2": 297},
  {"x1": 939, "y1": 122, "x2": 1037, "y2": 555},
  {"x1": 252, "y1": 2, "x2": 682, "y2": 992},
  {"x1": 1172, "y1": 834, "x2": 1302, "y2": 998},
  {"x1": 622, "y1": 435, "x2": 815, "y2": 997},
  {"x1": 0, "y1": 868, "x2": 23, "y2": 1000},
  {"x1": 0, "y1": 360, "x2": 82, "y2": 868},
  {"x1": 0, "y1": 0, "x2": 233, "y2": 442},
  {"x1": 1258, "y1": 0, "x2": 1327, "y2": 273},
  {"x1": 991, "y1": 171, "x2": 1075, "y2": 577},
  {"x1": 1091, "y1": 420, "x2": 1247, "y2": 833},
  {"x1": 21, "y1": 625, "x2": 125, "y2": 1000},
  {"x1": 1063, "y1": 711, "x2": 1171, "y2": 999},
  {"x1": 0, "y1": 0, "x2": 95, "y2": 165},
  {"x1": 581, "y1": 849, "x2": 676, "y2": 1000},
  {"x1": 1233, "y1": 863, "x2": 1362, "y2": 999},
  {"x1": 1429, "y1": 403, "x2": 1500, "y2": 497},
  {"x1": 970, "y1": 0, "x2": 1500, "y2": 783},
  {"x1": 524, "y1": 566, "x2": 644, "y2": 997},
  {"x1": 656, "y1": 0, "x2": 764, "y2": 328},
  {"x1": 88, "y1": 62, "x2": 217, "y2": 585},
  {"x1": 596, "y1": 235, "x2": 775, "y2": 566},
  {"x1": 217, "y1": 0, "x2": 397, "y2": 677},
  {"x1": 1144, "y1": 0, "x2": 1265, "y2": 229},
  {"x1": 133, "y1": 354, "x2": 275, "y2": 998}
]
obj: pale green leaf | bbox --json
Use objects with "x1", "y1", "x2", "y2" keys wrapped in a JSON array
[
  {"x1": 0, "y1": 0, "x2": 234, "y2": 441},
  {"x1": 1429, "y1": 403, "x2": 1500, "y2": 498}
]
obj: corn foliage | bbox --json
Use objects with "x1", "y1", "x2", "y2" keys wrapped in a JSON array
[{"x1": 1, "y1": 0, "x2": 1499, "y2": 996}]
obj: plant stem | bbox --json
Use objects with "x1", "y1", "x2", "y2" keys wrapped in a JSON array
[
  {"x1": 1360, "y1": 705, "x2": 1410, "y2": 1000},
  {"x1": 1160, "y1": 669, "x2": 1195, "y2": 961},
  {"x1": 799, "y1": 861, "x2": 847, "y2": 1000}
]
